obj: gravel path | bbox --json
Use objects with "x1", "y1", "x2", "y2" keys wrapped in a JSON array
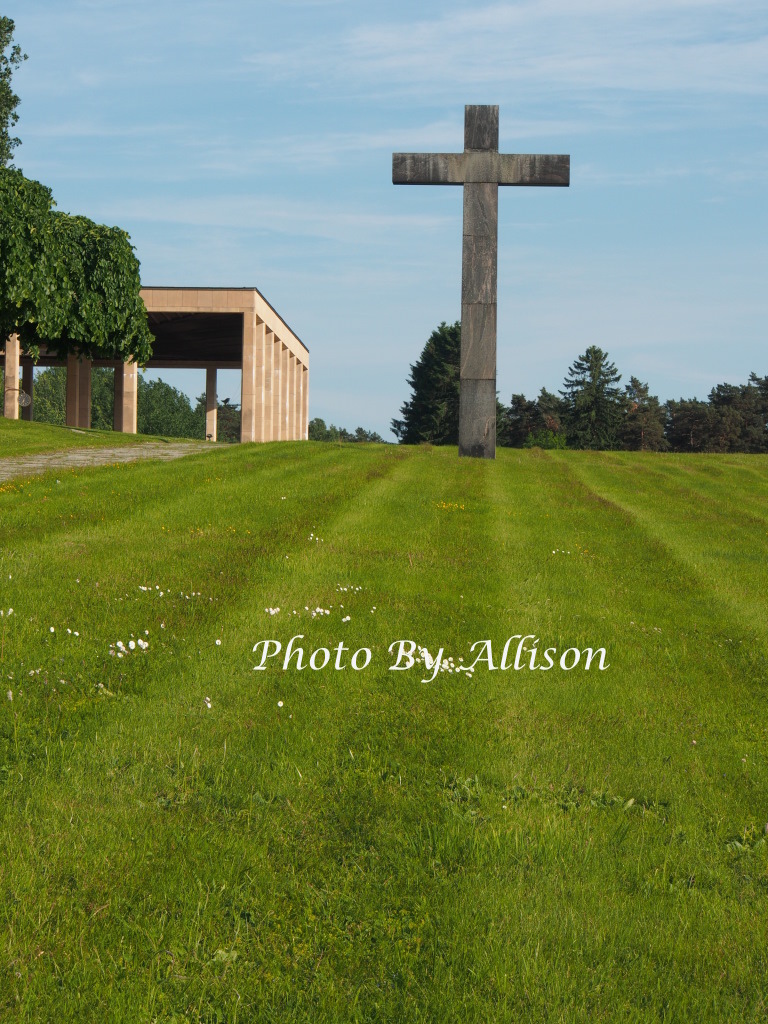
[{"x1": 0, "y1": 442, "x2": 220, "y2": 482}]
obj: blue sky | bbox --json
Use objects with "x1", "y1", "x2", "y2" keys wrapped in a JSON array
[{"x1": 9, "y1": 0, "x2": 768, "y2": 438}]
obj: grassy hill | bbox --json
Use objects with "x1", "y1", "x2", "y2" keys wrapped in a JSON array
[
  {"x1": 0, "y1": 417, "x2": 199, "y2": 456},
  {"x1": 1, "y1": 435, "x2": 766, "y2": 1021}
]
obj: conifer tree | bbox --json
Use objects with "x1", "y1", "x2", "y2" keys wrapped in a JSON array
[
  {"x1": 391, "y1": 322, "x2": 461, "y2": 444},
  {"x1": 665, "y1": 398, "x2": 712, "y2": 451},
  {"x1": 621, "y1": 377, "x2": 668, "y2": 451},
  {"x1": 560, "y1": 346, "x2": 624, "y2": 449}
]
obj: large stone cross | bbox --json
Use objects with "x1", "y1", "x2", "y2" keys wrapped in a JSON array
[{"x1": 393, "y1": 105, "x2": 569, "y2": 458}]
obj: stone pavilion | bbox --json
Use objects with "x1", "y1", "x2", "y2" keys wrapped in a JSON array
[{"x1": 2, "y1": 286, "x2": 309, "y2": 443}]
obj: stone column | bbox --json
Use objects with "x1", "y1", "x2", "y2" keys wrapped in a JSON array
[
  {"x1": 301, "y1": 364, "x2": 309, "y2": 440},
  {"x1": 241, "y1": 316, "x2": 254, "y2": 443},
  {"x1": 3, "y1": 334, "x2": 20, "y2": 419},
  {"x1": 294, "y1": 355, "x2": 301, "y2": 440},
  {"x1": 66, "y1": 353, "x2": 80, "y2": 427},
  {"x1": 114, "y1": 359, "x2": 138, "y2": 433},
  {"x1": 243, "y1": 317, "x2": 268, "y2": 443},
  {"x1": 206, "y1": 366, "x2": 217, "y2": 441},
  {"x1": 285, "y1": 353, "x2": 292, "y2": 440},
  {"x1": 21, "y1": 361, "x2": 33, "y2": 421},
  {"x1": 263, "y1": 329, "x2": 274, "y2": 442},
  {"x1": 297, "y1": 363, "x2": 304, "y2": 440},
  {"x1": 289, "y1": 355, "x2": 298, "y2": 440},
  {"x1": 66, "y1": 356, "x2": 92, "y2": 429},
  {"x1": 272, "y1": 336, "x2": 282, "y2": 441},
  {"x1": 459, "y1": 178, "x2": 498, "y2": 458},
  {"x1": 282, "y1": 344, "x2": 290, "y2": 440},
  {"x1": 78, "y1": 359, "x2": 92, "y2": 429}
]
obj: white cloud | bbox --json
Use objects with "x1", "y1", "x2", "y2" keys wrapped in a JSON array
[
  {"x1": 245, "y1": 0, "x2": 768, "y2": 101},
  {"x1": 85, "y1": 194, "x2": 450, "y2": 244}
]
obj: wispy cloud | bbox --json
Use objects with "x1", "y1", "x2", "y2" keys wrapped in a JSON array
[
  {"x1": 244, "y1": 0, "x2": 768, "y2": 101},
  {"x1": 85, "y1": 194, "x2": 450, "y2": 244}
]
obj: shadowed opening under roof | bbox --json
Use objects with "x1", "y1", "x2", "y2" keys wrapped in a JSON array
[{"x1": 146, "y1": 312, "x2": 244, "y2": 364}]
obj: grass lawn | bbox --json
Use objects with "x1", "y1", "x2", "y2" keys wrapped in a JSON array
[
  {"x1": 1, "y1": 438, "x2": 766, "y2": 1021},
  {"x1": 0, "y1": 418, "x2": 198, "y2": 456}
]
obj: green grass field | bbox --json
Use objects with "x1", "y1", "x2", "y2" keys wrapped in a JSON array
[
  {"x1": 1, "y1": 430, "x2": 767, "y2": 1022},
  {"x1": 0, "y1": 418, "x2": 197, "y2": 456}
]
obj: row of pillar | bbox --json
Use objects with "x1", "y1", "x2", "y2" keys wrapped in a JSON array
[
  {"x1": 1, "y1": 333, "x2": 141, "y2": 433},
  {"x1": 3, "y1": 325, "x2": 309, "y2": 444},
  {"x1": 241, "y1": 317, "x2": 309, "y2": 443}
]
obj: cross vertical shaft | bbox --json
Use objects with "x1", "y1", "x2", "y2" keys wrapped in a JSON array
[
  {"x1": 461, "y1": 106, "x2": 499, "y2": 458},
  {"x1": 392, "y1": 104, "x2": 569, "y2": 459}
]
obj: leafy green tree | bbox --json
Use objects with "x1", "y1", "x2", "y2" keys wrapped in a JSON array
[
  {"x1": 354, "y1": 426, "x2": 385, "y2": 443},
  {"x1": 28, "y1": 366, "x2": 66, "y2": 425},
  {"x1": 90, "y1": 367, "x2": 115, "y2": 431},
  {"x1": 0, "y1": 169, "x2": 153, "y2": 364},
  {"x1": 194, "y1": 395, "x2": 241, "y2": 443},
  {"x1": 30, "y1": 368, "x2": 209, "y2": 439},
  {"x1": 621, "y1": 377, "x2": 668, "y2": 451},
  {"x1": 308, "y1": 417, "x2": 329, "y2": 440},
  {"x1": 26, "y1": 366, "x2": 114, "y2": 430},
  {"x1": 139, "y1": 379, "x2": 203, "y2": 438},
  {"x1": 0, "y1": 38, "x2": 148, "y2": 359},
  {"x1": 523, "y1": 428, "x2": 567, "y2": 450},
  {"x1": 217, "y1": 398, "x2": 241, "y2": 443},
  {"x1": 0, "y1": 17, "x2": 26, "y2": 167},
  {"x1": 560, "y1": 346, "x2": 624, "y2": 449}
]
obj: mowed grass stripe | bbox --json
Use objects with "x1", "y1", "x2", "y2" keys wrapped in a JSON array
[
  {"x1": 552, "y1": 451, "x2": 768, "y2": 637},
  {"x1": 0, "y1": 442, "x2": 404, "y2": 648},
  {"x1": 1, "y1": 445, "x2": 767, "y2": 1022},
  {"x1": 478, "y1": 450, "x2": 766, "y2": 805}
]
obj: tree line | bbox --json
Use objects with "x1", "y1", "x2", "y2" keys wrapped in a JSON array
[
  {"x1": 22, "y1": 366, "x2": 242, "y2": 442},
  {"x1": 308, "y1": 419, "x2": 385, "y2": 443},
  {"x1": 392, "y1": 322, "x2": 768, "y2": 453}
]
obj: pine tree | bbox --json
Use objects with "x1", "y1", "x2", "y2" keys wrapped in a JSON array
[
  {"x1": 560, "y1": 346, "x2": 624, "y2": 449},
  {"x1": 391, "y1": 322, "x2": 461, "y2": 444},
  {"x1": 504, "y1": 393, "x2": 539, "y2": 446},
  {"x1": 707, "y1": 380, "x2": 768, "y2": 453},
  {"x1": 665, "y1": 398, "x2": 712, "y2": 452},
  {"x1": 621, "y1": 377, "x2": 668, "y2": 451}
]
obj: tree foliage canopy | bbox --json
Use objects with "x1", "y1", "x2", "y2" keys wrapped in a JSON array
[
  {"x1": 0, "y1": 169, "x2": 153, "y2": 363},
  {"x1": 560, "y1": 345, "x2": 624, "y2": 449},
  {"x1": 308, "y1": 418, "x2": 384, "y2": 443},
  {"x1": 27, "y1": 367, "x2": 247, "y2": 442},
  {"x1": 0, "y1": 16, "x2": 26, "y2": 168},
  {"x1": 391, "y1": 321, "x2": 461, "y2": 444},
  {"x1": 620, "y1": 376, "x2": 668, "y2": 451},
  {"x1": 0, "y1": 27, "x2": 152, "y2": 367},
  {"x1": 394, "y1": 323, "x2": 766, "y2": 453}
]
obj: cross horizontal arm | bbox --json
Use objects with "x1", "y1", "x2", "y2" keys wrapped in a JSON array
[{"x1": 393, "y1": 152, "x2": 570, "y2": 186}]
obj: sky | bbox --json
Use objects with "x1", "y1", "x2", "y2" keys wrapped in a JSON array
[{"x1": 7, "y1": 0, "x2": 768, "y2": 438}]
